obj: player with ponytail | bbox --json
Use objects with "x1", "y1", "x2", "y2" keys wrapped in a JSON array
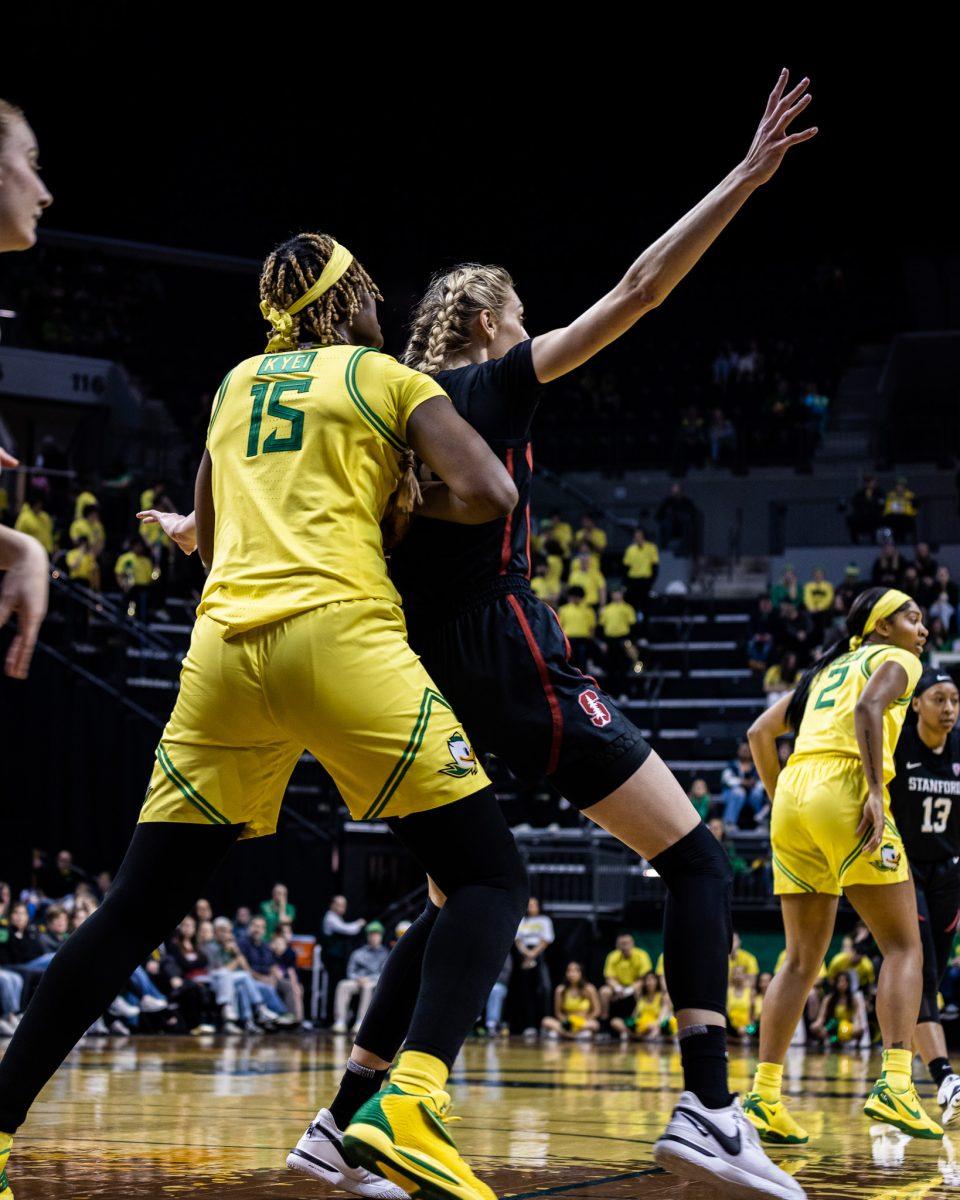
[{"x1": 744, "y1": 587, "x2": 941, "y2": 1143}]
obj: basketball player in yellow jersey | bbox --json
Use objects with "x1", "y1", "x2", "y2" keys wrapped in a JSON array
[
  {"x1": 742, "y1": 587, "x2": 942, "y2": 1145},
  {"x1": 0, "y1": 232, "x2": 528, "y2": 1200},
  {"x1": 0, "y1": 100, "x2": 53, "y2": 689}
]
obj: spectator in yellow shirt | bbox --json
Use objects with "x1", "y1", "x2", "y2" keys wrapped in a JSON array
[
  {"x1": 531, "y1": 562, "x2": 559, "y2": 607},
  {"x1": 598, "y1": 588, "x2": 640, "y2": 688},
  {"x1": 826, "y1": 935, "x2": 876, "y2": 989},
  {"x1": 883, "y1": 476, "x2": 918, "y2": 543},
  {"x1": 576, "y1": 513, "x2": 607, "y2": 559},
  {"x1": 535, "y1": 512, "x2": 573, "y2": 559},
  {"x1": 729, "y1": 931, "x2": 759, "y2": 986},
  {"x1": 73, "y1": 487, "x2": 98, "y2": 522},
  {"x1": 622, "y1": 527, "x2": 660, "y2": 611},
  {"x1": 66, "y1": 536, "x2": 100, "y2": 590},
  {"x1": 568, "y1": 547, "x2": 606, "y2": 607},
  {"x1": 557, "y1": 586, "x2": 596, "y2": 671},
  {"x1": 69, "y1": 503, "x2": 105, "y2": 558},
  {"x1": 803, "y1": 566, "x2": 834, "y2": 637},
  {"x1": 0, "y1": 484, "x2": 8, "y2": 523},
  {"x1": 115, "y1": 537, "x2": 156, "y2": 619},
  {"x1": 14, "y1": 493, "x2": 54, "y2": 555},
  {"x1": 600, "y1": 932, "x2": 653, "y2": 1021}
]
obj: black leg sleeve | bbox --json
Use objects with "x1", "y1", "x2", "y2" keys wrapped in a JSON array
[
  {"x1": 650, "y1": 823, "x2": 733, "y2": 1016},
  {"x1": 0, "y1": 822, "x2": 241, "y2": 1133},
  {"x1": 386, "y1": 787, "x2": 528, "y2": 1068},
  {"x1": 353, "y1": 900, "x2": 441, "y2": 1062}
]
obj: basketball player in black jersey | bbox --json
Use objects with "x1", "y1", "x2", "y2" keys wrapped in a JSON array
[
  {"x1": 891, "y1": 667, "x2": 960, "y2": 1125},
  {"x1": 156, "y1": 71, "x2": 816, "y2": 1200}
]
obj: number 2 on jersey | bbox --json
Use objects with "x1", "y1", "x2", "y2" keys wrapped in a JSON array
[
  {"x1": 814, "y1": 663, "x2": 850, "y2": 710},
  {"x1": 247, "y1": 379, "x2": 308, "y2": 457}
]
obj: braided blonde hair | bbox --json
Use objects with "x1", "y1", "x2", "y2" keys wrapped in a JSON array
[
  {"x1": 259, "y1": 232, "x2": 382, "y2": 348},
  {"x1": 402, "y1": 264, "x2": 515, "y2": 376}
]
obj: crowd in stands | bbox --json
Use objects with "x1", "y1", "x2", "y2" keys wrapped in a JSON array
[{"x1": 846, "y1": 474, "x2": 919, "y2": 545}]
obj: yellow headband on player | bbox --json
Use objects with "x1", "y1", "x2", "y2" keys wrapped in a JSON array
[
  {"x1": 260, "y1": 241, "x2": 355, "y2": 352},
  {"x1": 849, "y1": 589, "x2": 914, "y2": 650}
]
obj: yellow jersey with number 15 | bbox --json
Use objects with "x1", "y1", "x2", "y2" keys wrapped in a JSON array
[
  {"x1": 790, "y1": 643, "x2": 922, "y2": 784},
  {"x1": 197, "y1": 344, "x2": 442, "y2": 640}
]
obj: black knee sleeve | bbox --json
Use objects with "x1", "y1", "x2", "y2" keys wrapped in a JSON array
[{"x1": 650, "y1": 823, "x2": 733, "y2": 1017}]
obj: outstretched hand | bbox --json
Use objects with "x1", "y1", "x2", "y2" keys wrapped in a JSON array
[
  {"x1": 136, "y1": 509, "x2": 197, "y2": 555},
  {"x1": 740, "y1": 68, "x2": 817, "y2": 188}
]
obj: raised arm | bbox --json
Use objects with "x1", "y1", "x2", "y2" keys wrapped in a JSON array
[
  {"x1": 531, "y1": 69, "x2": 817, "y2": 383},
  {"x1": 854, "y1": 659, "x2": 911, "y2": 852},
  {"x1": 747, "y1": 692, "x2": 793, "y2": 801},
  {"x1": 406, "y1": 396, "x2": 517, "y2": 524}
]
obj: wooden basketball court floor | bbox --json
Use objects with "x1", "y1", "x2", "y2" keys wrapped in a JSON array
[{"x1": 3, "y1": 1034, "x2": 960, "y2": 1198}]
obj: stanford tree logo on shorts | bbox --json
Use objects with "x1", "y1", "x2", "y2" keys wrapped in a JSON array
[{"x1": 578, "y1": 689, "x2": 612, "y2": 728}]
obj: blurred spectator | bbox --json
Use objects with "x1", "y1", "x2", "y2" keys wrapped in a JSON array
[
  {"x1": 802, "y1": 568, "x2": 834, "y2": 635},
  {"x1": 203, "y1": 916, "x2": 278, "y2": 1033},
  {"x1": 925, "y1": 616, "x2": 952, "y2": 655},
  {"x1": 763, "y1": 652, "x2": 799, "y2": 709},
  {"x1": 801, "y1": 383, "x2": 830, "y2": 436},
  {"x1": 542, "y1": 961, "x2": 601, "y2": 1041},
  {"x1": 728, "y1": 964, "x2": 755, "y2": 1038},
  {"x1": 14, "y1": 492, "x2": 54, "y2": 554},
  {"x1": 233, "y1": 906, "x2": 252, "y2": 938},
  {"x1": 827, "y1": 934, "x2": 876, "y2": 990},
  {"x1": 847, "y1": 474, "x2": 885, "y2": 544},
  {"x1": 69, "y1": 502, "x2": 105, "y2": 558},
  {"x1": 195, "y1": 898, "x2": 214, "y2": 924},
  {"x1": 238, "y1": 914, "x2": 295, "y2": 1025},
  {"x1": 484, "y1": 953, "x2": 513, "y2": 1036},
  {"x1": 269, "y1": 930, "x2": 304, "y2": 1025},
  {"x1": 774, "y1": 601, "x2": 813, "y2": 665},
  {"x1": 708, "y1": 408, "x2": 737, "y2": 466},
  {"x1": 883, "y1": 477, "x2": 918, "y2": 543},
  {"x1": 656, "y1": 482, "x2": 700, "y2": 557},
  {"x1": 872, "y1": 540, "x2": 905, "y2": 588},
  {"x1": 575, "y1": 513, "x2": 607, "y2": 560},
  {"x1": 37, "y1": 906, "x2": 69, "y2": 955},
  {"x1": 900, "y1": 564, "x2": 920, "y2": 600},
  {"x1": 729, "y1": 931, "x2": 760, "y2": 985},
  {"x1": 115, "y1": 536, "x2": 156, "y2": 619},
  {"x1": 598, "y1": 588, "x2": 640, "y2": 690},
  {"x1": 530, "y1": 561, "x2": 559, "y2": 607},
  {"x1": 516, "y1": 897, "x2": 555, "y2": 1036},
  {"x1": 39, "y1": 850, "x2": 84, "y2": 901},
  {"x1": 540, "y1": 511, "x2": 573, "y2": 558},
  {"x1": 929, "y1": 586, "x2": 957, "y2": 638},
  {"x1": 770, "y1": 565, "x2": 801, "y2": 609},
  {"x1": 557, "y1": 586, "x2": 596, "y2": 671},
  {"x1": 746, "y1": 595, "x2": 778, "y2": 674},
  {"x1": 622, "y1": 528, "x2": 659, "y2": 612},
  {"x1": 332, "y1": 921, "x2": 388, "y2": 1034},
  {"x1": 924, "y1": 567, "x2": 960, "y2": 636},
  {"x1": 809, "y1": 970, "x2": 867, "y2": 1047},
  {"x1": 65, "y1": 535, "x2": 100, "y2": 590},
  {"x1": 720, "y1": 743, "x2": 769, "y2": 829},
  {"x1": 160, "y1": 915, "x2": 218, "y2": 1035},
  {"x1": 568, "y1": 546, "x2": 606, "y2": 608},
  {"x1": 599, "y1": 932, "x2": 652, "y2": 1023},
  {"x1": 260, "y1": 883, "x2": 296, "y2": 937},
  {"x1": 322, "y1": 895, "x2": 366, "y2": 1012},
  {"x1": 836, "y1": 563, "x2": 864, "y2": 610},
  {"x1": 611, "y1": 971, "x2": 673, "y2": 1042},
  {"x1": 673, "y1": 405, "x2": 707, "y2": 473},
  {"x1": 72, "y1": 483, "x2": 99, "y2": 523},
  {"x1": 688, "y1": 777, "x2": 714, "y2": 822},
  {"x1": 914, "y1": 542, "x2": 939, "y2": 590}
]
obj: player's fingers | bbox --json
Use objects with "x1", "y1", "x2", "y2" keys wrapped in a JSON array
[
  {"x1": 136, "y1": 511, "x2": 159, "y2": 523},
  {"x1": 8, "y1": 611, "x2": 41, "y2": 679},
  {"x1": 763, "y1": 68, "x2": 789, "y2": 118},
  {"x1": 772, "y1": 75, "x2": 810, "y2": 122},
  {"x1": 780, "y1": 127, "x2": 819, "y2": 148},
  {"x1": 0, "y1": 448, "x2": 19, "y2": 468},
  {"x1": 777, "y1": 92, "x2": 814, "y2": 134},
  {"x1": 855, "y1": 810, "x2": 869, "y2": 838}
]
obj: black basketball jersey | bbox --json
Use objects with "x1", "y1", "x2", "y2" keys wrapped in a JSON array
[
  {"x1": 890, "y1": 724, "x2": 960, "y2": 863},
  {"x1": 391, "y1": 340, "x2": 541, "y2": 625}
]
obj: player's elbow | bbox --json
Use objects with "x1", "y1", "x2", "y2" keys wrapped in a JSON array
[
  {"x1": 619, "y1": 273, "x2": 663, "y2": 315},
  {"x1": 466, "y1": 474, "x2": 518, "y2": 520}
]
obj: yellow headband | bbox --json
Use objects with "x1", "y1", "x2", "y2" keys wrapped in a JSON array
[
  {"x1": 849, "y1": 589, "x2": 914, "y2": 650},
  {"x1": 260, "y1": 241, "x2": 355, "y2": 352}
]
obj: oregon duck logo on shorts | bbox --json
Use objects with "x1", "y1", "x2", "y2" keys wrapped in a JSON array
[
  {"x1": 874, "y1": 842, "x2": 902, "y2": 872},
  {"x1": 439, "y1": 731, "x2": 478, "y2": 778}
]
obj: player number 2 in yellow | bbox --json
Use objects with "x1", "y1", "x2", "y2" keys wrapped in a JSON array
[
  {"x1": 247, "y1": 379, "x2": 308, "y2": 457},
  {"x1": 814, "y1": 663, "x2": 850, "y2": 710}
]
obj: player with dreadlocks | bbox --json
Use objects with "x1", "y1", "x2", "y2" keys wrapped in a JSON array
[{"x1": 0, "y1": 231, "x2": 530, "y2": 1200}]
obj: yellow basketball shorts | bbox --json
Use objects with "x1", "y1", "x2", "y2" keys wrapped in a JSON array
[
  {"x1": 771, "y1": 756, "x2": 909, "y2": 896},
  {"x1": 139, "y1": 598, "x2": 490, "y2": 839}
]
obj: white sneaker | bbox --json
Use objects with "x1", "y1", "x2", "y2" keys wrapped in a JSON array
[
  {"x1": 139, "y1": 995, "x2": 169, "y2": 1013},
  {"x1": 653, "y1": 1091, "x2": 806, "y2": 1199},
  {"x1": 109, "y1": 997, "x2": 140, "y2": 1020},
  {"x1": 256, "y1": 1005, "x2": 278, "y2": 1026},
  {"x1": 222, "y1": 1021, "x2": 243, "y2": 1035},
  {"x1": 223, "y1": 1004, "x2": 240, "y2": 1023},
  {"x1": 287, "y1": 1108, "x2": 408, "y2": 1199},
  {"x1": 939, "y1": 1073, "x2": 960, "y2": 1126},
  {"x1": 109, "y1": 1019, "x2": 132, "y2": 1036},
  {"x1": 332, "y1": 1022, "x2": 348, "y2": 1034}
]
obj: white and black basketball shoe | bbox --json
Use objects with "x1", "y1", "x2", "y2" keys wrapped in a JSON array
[
  {"x1": 287, "y1": 1108, "x2": 409, "y2": 1199},
  {"x1": 654, "y1": 1091, "x2": 807, "y2": 1199}
]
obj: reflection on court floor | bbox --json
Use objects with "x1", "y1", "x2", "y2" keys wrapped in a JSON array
[{"x1": 4, "y1": 1035, "x2": 960, "y2": 1198}]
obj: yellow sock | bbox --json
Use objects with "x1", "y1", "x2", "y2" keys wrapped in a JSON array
[
  {"x1": 390, "y1": 1050, "x2": 449, "y2": 1097},
  {"x1": 883, "y1": 1048, "x2": 913, "y2": 1092},
  {"x1": 754, "y1": 1061, "x2": 784, "y2": 1104}
]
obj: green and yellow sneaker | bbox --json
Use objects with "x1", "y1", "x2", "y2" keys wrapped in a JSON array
[
  {"x1": 742, "y1": 1091, "x2": 810, "y2": 1144},
  {"x1": 344, "y1": 1082, "x2": 495, "y2": 1200},
  {"x1": 0, "y1": 1130, "x2": 13, "y2": 1199},
  {"x1": 863, "y1": 1075, "x2": 943, "y2": 1140}
]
